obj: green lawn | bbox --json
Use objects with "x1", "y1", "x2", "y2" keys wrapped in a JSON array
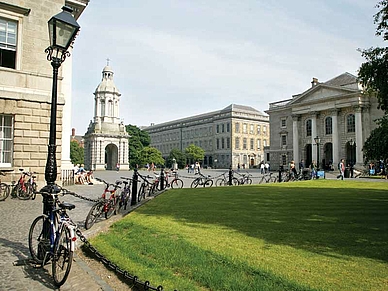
[{"x1": 88, "y1": 180, "x2": 388, "y2": 291}]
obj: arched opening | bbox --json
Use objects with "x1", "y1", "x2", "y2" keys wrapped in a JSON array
[
  {"x1": 305, "y1": 144, "x2": 312, "y2": 168},
  {"x1": 323, "y1": 142, "x2": 333, "y2": 170},
  {"x1": 346, "y1": 140, "x2": 356, "y2": 166},
  {"x1": 105, "y1": 143, "x2": 118, "y2": 170}
]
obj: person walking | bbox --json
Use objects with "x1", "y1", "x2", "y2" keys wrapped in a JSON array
[{"x1": 337, "y1": 159, "x2": 345, "y2": 180}]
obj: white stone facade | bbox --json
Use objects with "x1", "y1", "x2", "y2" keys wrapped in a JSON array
[
  {"x1": 0, "y1": 0, "x2": 88, "y2": 186},
  {"x1": 265, "y1": 73, "x2": 384, "y2": 171},
  {"x1": 144, "y1": 104, "x2": 270, "y2": 169},
  {"x1": 83, "y1": 64, "x2": 130, "y2": 171}
]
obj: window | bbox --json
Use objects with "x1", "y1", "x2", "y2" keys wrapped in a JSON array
[
  {"x1": 243, "y1": 138, "x2": 247, "y2": 149},
  {"x1": 226, "y1": 123, "x2": 230, "y2": 132},
  {"x1": 216, "y1": 138, "x2": 220, "y2": 149},
  {"x1": 221, "y1": 138, "x2": 225, "y2": 149},
  {"x1": 282, "y1": 154, "x2": 287, "y2": 165},
  {"x1": 249, "y1": 124, "x2": 254, "y2": 134},
  {"x1": 243, "y1": 123, "x2": 247, "y2": 133},
  {"x1": 257, "y1": 139, "x2": 261, "y2": 150},
  {"x1": 222, "y1": 124, "x2": 225, "y2": 133},
  {"x1": 263, "y1": 139, "x2": 267, "y2": 147},
  {"x1": 263, "y1": 125, "x2": 267, "y2": 135},
  {"x1": 281, "y1": 135, "x2": 287, "y2": 146},
  {"x1": 226, "y1": 137, "x2": 230, "y2": 149},
  {"x1": 0, "y1": 17, "x2": 17, "y2": 69},
  {"x1": 250, "y1": 138, "x2": 254, "y2": 150},
  {"x1": 235, "y1": 123, "x2": 240, "y2": 133},
  {"x1": 281, "y1": 118, "x2": 287, "y2": 128},
  {"x1": 0, "y1": 115, "x2": 13, "y2": 166},
  {"x1": 306, "y1": 119, "x2": 312, "y2": 136},
  {"x1": 235, "y1": 137, "x2": 240, "y2": 149},
  {"x1": 325, "y1": 117, "x2": 332, "y2": 135},
  {"x1": 347, "y1": 114, "x2": 355, "y2": 133},
  {"x1": 101, "y1": 100, "x2": 105, "y2": 115},
  {"x1": 257, "y1": 125, "x2": 261, "y2": 135},
  {"x1": 216, "y1": 124, "x2": 220, "y2": 134}
]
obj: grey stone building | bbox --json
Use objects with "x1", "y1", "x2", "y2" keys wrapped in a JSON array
[
  {"x1": 144, "y1": 104, "x2": 269, "y2": 169},
  {"x1": 265, "y1": 72, "x2": 383, "y2": 171},
  {"x1": 0, "y1": 0, "x2": 88, "y2": 186},
  {"x1": 83, "y1": 64, "x2": 129, "y2": 171}
]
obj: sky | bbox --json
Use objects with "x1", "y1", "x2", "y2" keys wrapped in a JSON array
[{"x1": 70, "y1": 0, "x2": 385, "y2": 135}]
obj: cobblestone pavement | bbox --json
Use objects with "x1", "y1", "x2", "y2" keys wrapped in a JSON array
[{"x1": 0, "y1": 169, "x2": 383, "y2": 290}]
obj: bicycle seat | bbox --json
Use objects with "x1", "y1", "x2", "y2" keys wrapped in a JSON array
[
  {"x1": 122, "y1": 181, "x2": 129, "y2": 185},
  {"x1": 59, "y1": 202, "x2": 75, "y2": 210}
]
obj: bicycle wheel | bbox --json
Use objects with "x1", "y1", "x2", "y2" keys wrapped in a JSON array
[
  {"x1": 31, "y1": 182, "x2": 37, "y2": 200},
  {"x1": 0, "y1": 183, "x2": 10, "y2": 201},
  {"x1": 29, "y1": 215, "x2": 51, "y2": 265},
  {"x1": 52, "y1": 225, "x2": 73, "y2": 287},
  {"x1": 204, "y1": 179, "x2": 213, "y2": 187},
  {"x1": 16, "y1": 184, "x2": 30, "y2": 200},
  {"x1": 231, "y1": 177, "x2": 240, "y2": 186},
  {"x1": 105, "y1": 198, "x2": 118, "y2": 219},
  {"x1": 191, "y1": 178, "x2": 200, "y2": 188},
  {"x1": 85, "y1": 202, "x2": 103, "y2": 230},
  {"x1": 138, "y1": 184, "x2": 145, "y2": 202},
  {"x1": 171, "y1": 178, "x2": 183, "y2": 189},
  {"x1": 215, "y1": 178, "x2": 225, "y2": 187},
  {"x1": 246, "y1": 178, "x2": 253, "y2": 185}
]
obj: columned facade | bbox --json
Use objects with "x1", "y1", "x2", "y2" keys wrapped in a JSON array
[
  {"x1": 265, "y1": 72, "x2": 383, "y2": 171},
  {"x1": 83, "y1": 64, "x2": 129, "y2": 171}
]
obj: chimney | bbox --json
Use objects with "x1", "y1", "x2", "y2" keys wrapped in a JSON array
[
  {"x1": 72, "y1": 128, "x2": 75, "y2": 137},
  {"x1": 311, "y1": 77, "x2": 318, "y2": 87}
]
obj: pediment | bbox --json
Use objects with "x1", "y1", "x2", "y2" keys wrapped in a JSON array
[{"x1": 289, "y1": 84, "x2": 358, "y2": 106}]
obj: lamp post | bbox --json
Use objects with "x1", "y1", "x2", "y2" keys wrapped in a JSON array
[
  {"x1": 349, "y1": 139, "x2": 354, "y2": 178},
  {"x1": 41, "y1": 6, "x2": 80, "y2": 194},
  {"x1": 314, "y1": 136, "x2": 321, "y2": 170}
]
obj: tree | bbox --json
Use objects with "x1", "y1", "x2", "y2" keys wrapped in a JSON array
[
  {"x1": 167, "y1": 148, "x2": 186, "y2": 169},
  {"x1": 139, "y1": 147, "x2": 165, "y2": 167},
  {"x1": 358, "y1": 1, "x2": 388, "y2": 163},
  {"x1": 125, "y1": 124, "x2": 151, "y2": 168},
  {"x1": 185, "y1": 144, "x2": 205, "y2": 164},
  {"x1": 70, "y1": 140, "x2": 84, "y2": 165}
]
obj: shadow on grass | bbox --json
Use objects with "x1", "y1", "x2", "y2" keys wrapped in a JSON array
[{"x1": 135, "y1": 182, "x2": 388, "y2": 263}]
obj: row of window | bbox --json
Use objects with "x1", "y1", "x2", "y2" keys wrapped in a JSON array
[
  {"x1": 235, "y1": 123, "x2": 268, "y2": 135},
  {"x1": 235, "y1": 137, "x2": 267, "y2": 150},
  {"x1": 304, "y1": 114, "x2": 355, "y2": 136}
]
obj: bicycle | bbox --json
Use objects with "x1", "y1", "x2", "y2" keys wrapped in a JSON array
[
  {"x1": 154, "y1": 170, "x2": 184, "y2": 189},
  {"x1": 11, "y1": 168, "x2": 37, "y2": 200},
  {"x1": 118, "y1": 176, "x2": 133, "y2": 212},
  {"x1": 84, "y1": 178, "x2": 121, "y2": 230},
  {"x1": 137, "y1": 173, "x2": 153, "y2": 202},
  {"x1": 191, "y1": 171, "x2": 213, "y2": 188},
  {"x1": 28, "y1": 188, "x2": 78, "y2": 286},
  {"x1": 258, "y1": 172, "x2": 276, "y2": 184},
  {"x1": 215, "y1": 172, "x2": 239, "y2": 186},
  {"x1": 235, "y1": 172, "x2": 253, "y2": 185},
  {"x1": 0, "y1": 170, "x2": 11, "y2": 201}
]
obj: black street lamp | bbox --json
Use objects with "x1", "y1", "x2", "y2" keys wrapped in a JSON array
[
  {"x1": 41, "y1": 6, "x2": 80, "y2": 194},
  {"x1": 349, "y1": 139, "x2": 355, "y2": 178},
  {"x1": 314, "y1": 136, "x2": 321, "y2": 170}
]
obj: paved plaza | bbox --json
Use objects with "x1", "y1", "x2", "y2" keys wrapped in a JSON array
[{"x1": 0, "y1": 169, "x2": 383, "y2": 290}]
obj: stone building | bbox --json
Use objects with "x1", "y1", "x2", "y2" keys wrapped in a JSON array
[
  {"x1": 144, "y1": 104, "x2": 269, "y2": 169},
  {"x1": 83, "y1": 64, "x2": 130, "y2": 171},
  {"x1": 265, "y1": 72, "x2": 383, "y2": 171},
  {"x1": 0, "y1": 0, "x2": 88, "y2": 185}
]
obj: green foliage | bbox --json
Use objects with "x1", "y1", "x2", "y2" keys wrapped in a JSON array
[
  {"x1": 166, "y1": 148, "x2": 186, "y2": 169},
  {"x1": 90, "y1": 181, "x2": 388, "y2": 291},
  {"x1": 70, "y1": 140, "x2": 84, "y2": 165},
  {"x1": 126, "y1": 124, "x2": 151, "y2": 168},
  {"x1": 138, "y1": 146, "x2": 164, "y2": 167},
  {"x1": 184, "y1": 144, "x2": 204, "y2": 163},
  {"x1": 362, "y1": 116, "x2": 388, "y2": 163}
]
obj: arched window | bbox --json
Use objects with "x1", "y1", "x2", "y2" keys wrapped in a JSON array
[
  {"x1": 347, "y1": 114, "x2": 355, "y2": 133},
  {"x1": 325, "y1": 117, "x2": 332, "y2": 135},
  {"x1": 306, "y1": 119, "x2": 312, "y2": 136}
]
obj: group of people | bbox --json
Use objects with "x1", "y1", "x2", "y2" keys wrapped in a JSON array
[
  {"x1": 73, "y1": 164, "x2": 94, "y2": 185},
  {"x1": 186, "y1": 162, "x2": 201, "y2": 174}
]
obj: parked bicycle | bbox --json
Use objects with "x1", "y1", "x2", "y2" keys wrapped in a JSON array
[
  {"x1": 137, "y1": 173, "x2": 153, "y2": 202},
  {"x1": 11, "y1": 168, "x2": 37, "y2": 200},
  {"x1": 118, "y1": 176, "x2": 133, "y2": 212},
  {"x1": 154, "y1": 170, "x2": 184, "y2": 190},
  {"x1": 191, "y1": 171, "x2": 213, "y2": 188},
  {"x1": 84, "y1": 178, "x2": 121, "y2": 230},
  {"x1": 215, "y1": 172, "x2": 239, "y2": 186},
  {"x1": 258, "y1": 172, "x2": 276, "y2": 184},
  {"x1": 235, "y1": 172, "x2": 253, "y2": 185},
  {"x1": 0, "y1": 170, "x2": 11, "y2": 201},
  {"x1": 28, "y1": 188, "x2": 78, "y2": 286}
]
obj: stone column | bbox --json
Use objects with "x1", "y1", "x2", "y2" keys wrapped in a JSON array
[
  {"x1": 310, "y1": 112, "x2": 317, "y2": 162},
  {"x1": 331, "y1": 109, "x2": 340, "y2": 167},
  {"x1": 355, "y1": 107, "x2": 363, "y2": 165},
  {"x1": 292, "y1": 114, "x2": 299, "y2": 164}
]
